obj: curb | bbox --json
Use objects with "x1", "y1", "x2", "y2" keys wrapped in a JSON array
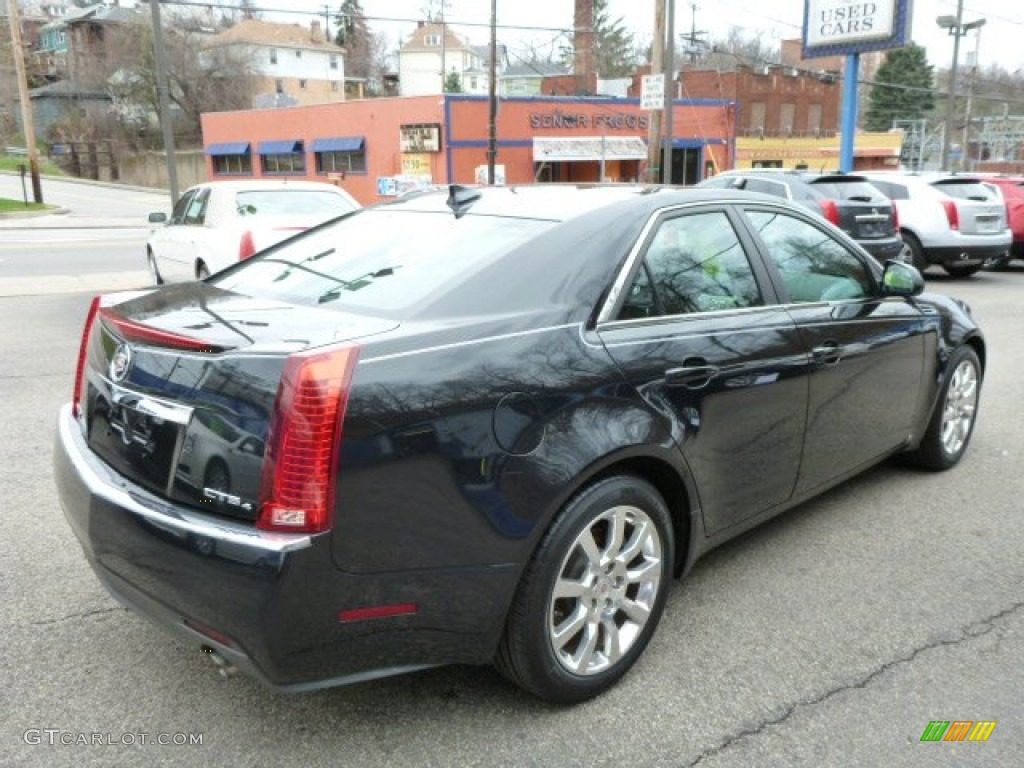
[
  {"x1": 0, "y1": 169, "x2": 168, "y2": 196},
  {"x1": 0, "y1": 206, "x2": 71, "y2": 219}
]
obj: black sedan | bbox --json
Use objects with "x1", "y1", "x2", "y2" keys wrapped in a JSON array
[{"x1": 55, "y1": 184, "x2": 984, "y2": 704}]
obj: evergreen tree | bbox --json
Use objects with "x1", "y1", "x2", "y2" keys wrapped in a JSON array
[
  {"x1": 444, "y1": 71, "x2": 463, "y2": 93},
  {"x1": 335, "y1": 0, "x2": 372, "y2": 79},
  {"x1": 865, "y1": 44, "x2": 935, "y2": 132}
]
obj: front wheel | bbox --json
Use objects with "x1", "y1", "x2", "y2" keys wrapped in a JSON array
[
  {"x1": 147, "y1": 250, "x2": 164, "y2": 285},
  {"x1": 495, "y1": 475, "x2": 674, "y2": 704},
  {"x1": 906, "y1": 346, "x2": 982, "y2": 470}
]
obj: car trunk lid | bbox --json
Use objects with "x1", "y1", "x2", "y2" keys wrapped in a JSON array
[
  {"x1": 932, "y1": 179, "x2": 1007, "y2": 236},
  {"x1": 79, "y1": 283, "x2": 395, "y2": 523},
  {"x1": 810, "y1": 176, "x2": 898, "y2": 241}
]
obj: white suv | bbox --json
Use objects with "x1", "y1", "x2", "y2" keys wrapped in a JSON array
[
  {"x1": 147, "y1": 180, "x2": 360, "y2": 283},
  {"x1": 860, "y1": 172, "x2": 1011, "y2": 277}
]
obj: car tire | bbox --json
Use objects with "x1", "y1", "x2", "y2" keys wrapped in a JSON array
[
  {"x1": 905, "y1": 346, "x2": 981, "y2": 470},
  {"x1": 196, "y1": 261, "x2": 211, "y2": 280},
  {"x1": 147, "y1": 250, "x2": 164, "y2": 285},
  {"x1": 902, "y1": 232, "x2": 927, "y2": 272},
  {"x1": 943, "y1": 264, "x2": 981, "y2": 278},
  {"x1": 494, "y1": 474, "x2": 674, "y2": 704}
]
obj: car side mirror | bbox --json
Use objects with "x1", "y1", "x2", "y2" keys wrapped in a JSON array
[
  {"x1": 148, "y1": 212, "x2": 168, "y2": 224},
  {"x1": 881, "y1": 260, "x2": 924, "y2": 297}
]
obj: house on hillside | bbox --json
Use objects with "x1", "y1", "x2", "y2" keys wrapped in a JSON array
[
  {"x1": 398, "y1": 21, "x2": 505, "y2": 96},
  {"x1": 202, "y1": 19, "x2": 349, "y2": 107}
]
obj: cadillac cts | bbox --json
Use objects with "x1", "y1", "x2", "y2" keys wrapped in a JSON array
[{"x1": 55, "y1": 185, "x2": 984, "y2": 704}]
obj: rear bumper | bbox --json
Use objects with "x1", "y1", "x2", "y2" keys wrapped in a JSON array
[
  {"x1": 919, "y1": 230, "x2": 1012, "y2": 266},
  {"x1": 54, "y1": 404, "x2": 511, "y2": 691}
]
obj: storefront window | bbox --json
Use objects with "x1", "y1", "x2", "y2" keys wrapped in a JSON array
[
  {"x1": 317, "y1": 149, "x2": 367, "y2": 174},
  {"x1": 213, "y1": 154, "x2": 252, "y2": 175},
  {"x1": 262, "y1": 152, "x2": 306, "y2": 174}
]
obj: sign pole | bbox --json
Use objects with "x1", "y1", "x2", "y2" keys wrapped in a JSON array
[{"x1": 839, "y1": 52, "x2": 860, "y2": 173}]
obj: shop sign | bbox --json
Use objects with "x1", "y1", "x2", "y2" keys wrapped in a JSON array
[
  {"x1": 529, "y1": 109, "x2": 650, "y2": 131},
  {"x1": 399, "y1": 124, "x2": 442, "y2": 153},
  {"x1": 401, "y1": 154, "x2": 432, "y2": 175}
]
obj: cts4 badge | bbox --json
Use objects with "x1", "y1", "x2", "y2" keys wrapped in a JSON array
[{"x1": 110, "y1": 343, "x2": 133, "y2": 383}]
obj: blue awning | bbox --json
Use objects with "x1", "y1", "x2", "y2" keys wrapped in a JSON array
[
  {"x1": 205, "y1": 141, "x2": 250, "y2": 156},
  {"x1": 258, "y1": 139, "x2": 302, "y2": 155},
  {"x1": 312, "y1": 136, "x2": 364, "y2": 153}
]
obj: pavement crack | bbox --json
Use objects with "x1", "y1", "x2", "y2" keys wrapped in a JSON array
[
  {"x1": 30, "y1": 606, "x2": 121, "y2": 626},
  {"x1": 686, "y1": 600, "x2": 1024, "y2": 767}
]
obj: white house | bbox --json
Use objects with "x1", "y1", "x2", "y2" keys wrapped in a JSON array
[
  {"x1": 202, "y1": 19, "x2": 349, "y2": 107},
  {"x1": 398, "y1": 21, "x2": 504, "y2": 96}
]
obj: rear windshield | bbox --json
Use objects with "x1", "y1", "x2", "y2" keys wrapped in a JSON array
[
  {"x1": 235, "y1": 190, "x2": 356, "y2": 217},
  {"x1": 931, "y1": 181, "x2": 997, "y2": 201},
  {"x1": 212, "y1": 209, "x2": 553, "y2": 313},
  {"x1": 809, "y1": 179, "x2": 885, "y2": 201}
]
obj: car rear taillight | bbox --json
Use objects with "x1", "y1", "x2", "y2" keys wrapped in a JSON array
[
  {"x1": 818, "y1": 199, "x2": 840, "y2": 226},
  {"x1": 98, "y1": 307, "x2": 228, "y2": 353},
  {"x1": 942, "y1": 200, "x2": 960, "y2": 231},
  {"x1": 72, "y1": 296, "x2": 101, "y2": 418},
  {"x1": 257, "y1": 345, "x2": 360, "y2": 534},
  {"x1": 239, "y1": 230, "x2": 256, "y2": 261}
]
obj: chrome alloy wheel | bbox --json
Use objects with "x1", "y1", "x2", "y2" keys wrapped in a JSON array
[
  {"x1": 547, "y1": 505, "x2": 663, "y2": 676},
  {"x1": 941, "y1": 358, "x2": 979, "y2": 457}
]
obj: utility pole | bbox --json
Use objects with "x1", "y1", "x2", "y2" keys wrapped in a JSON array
[
  {"x1": 7, "y1": 0, "x2": 43, "y2": 203},
  {"x1": 662, "y1": 0, "x2": 675, "y2": 184},
  {"x1": 150, "y1": 0, "x2": 180, "y2": 205},
  {"x1": 940, "y1": 0, "x2": 965, "y2": 172},
  {"x1": 961, "y1": 26, "x2": 982, "y2": 171},
  {"x1": 646, "y1": 0, "x2": 665, "y2": 183},
  {"x1": 440, "y1": 2, "x2": 447, "y2": 92},
  {"x1": 486, "y1": 0, "x2": 497, "y2": 183},
  {"x1": 680, "y1": 2, "x2": 707, "y2": 63}
]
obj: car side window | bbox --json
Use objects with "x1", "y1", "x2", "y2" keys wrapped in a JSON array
[
  {"x1": 169, "y1": 190, "x2": 195, "y2": 226},
  {"x1": 620, "y1": 211, "x2": 763, "y2": 319},
  {"x1": 745, "y1": 178, "x2": 787, "y2": 199},
  {"x1": 745, "y1": 209, "x2": 872, "y2": 303},
  {"x1": 184, "y1": 189, "x2": 209, "y2": 226}
]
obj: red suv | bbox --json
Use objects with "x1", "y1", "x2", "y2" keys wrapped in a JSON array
[{"x1": 980, "y1": 176, "x2": 1024, "y2": 269}]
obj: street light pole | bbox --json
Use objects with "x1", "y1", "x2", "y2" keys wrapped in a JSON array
[
  {"x1": 937, "y1": 4, "x2": 986, "y2": 173},
  {"x1": 6, "y1": 0, "x2": 43, "y2": 203},
  {"x1": 960, "y1": 25, "x2": 983, "y2": 171}
]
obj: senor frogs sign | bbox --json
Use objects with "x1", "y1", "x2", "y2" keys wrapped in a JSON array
[{"x1": 802, "y1": 0, "x2": 913, "y2": 57}]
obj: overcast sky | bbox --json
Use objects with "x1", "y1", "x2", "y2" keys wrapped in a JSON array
[{"x1": 272, "y1": 0, "x2": 1022, "y2": 72}]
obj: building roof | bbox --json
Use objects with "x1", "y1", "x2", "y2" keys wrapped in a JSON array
[
  {"x1": 400, "y1": 22, "x2": 473, "y2": 53},
  {"x1": 40, "y1": 3, "x2": 144, "y2": 30},
  {"x1": 205, "y1": 19, "x2": 343, "y2": 53},
  {"x1": 503, "y1": 62, "x2": 569, "y2": 79}
]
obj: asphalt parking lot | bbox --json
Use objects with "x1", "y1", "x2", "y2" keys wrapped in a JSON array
[{"x1": 0, "y1": 264, "x2": 1021, "y2": 767}]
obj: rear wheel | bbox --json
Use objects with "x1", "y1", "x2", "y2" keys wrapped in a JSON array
[
  {"x1": 943, "y1": 263, "x2": 981, "y2": 278},
  {"x1": 905, "y1": 346, "x2": 981, "y2": 470},
  {"x1": 495, "y1": 475, "x2": 674, "y2": 704},
  {"x1": 902, "y1": 232, "x2": 927, "y2": 272},
  {"x1": 147, "y1": 249, "x2": 164, "y2": 285}
]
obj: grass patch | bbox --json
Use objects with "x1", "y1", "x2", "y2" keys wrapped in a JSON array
[
  {"x1": 0, "y1": 197, "x2": 54, "y2": 213},
  {"x1": 0, "y1": 154, "x2": 65, "y2": 175}
]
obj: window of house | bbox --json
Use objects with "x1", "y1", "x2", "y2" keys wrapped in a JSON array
[
  {"x1": 269, "y1": 48, "x2": 277, "y2": 64},
  {"x1": 750, "y1": 102, "x2": 766, "y2": 134},
  {"x1": 275, "y1": 79, "x2": 283, "y2": 94},
  {"x1": 330, "y1": 55, "x2": 338, "y2": 69},
  {"x1": 780, "y1": 103, "x2": 795, "y2": 135},
  {"x1": 261, "y1": 144, "x2": 306, "y2": 175},
  {"x1": 808, "y1": 103, "x2": 822, "y2": 135},
  {"x1": 331, "y1": 81, "x2": 339, "y2": 92},
  {"x1": 316, "y1": 147, "x2": 367, "y2": 175},
  {"x1": 424, "y1": 34, "x2": 441, "y2": 46},
  {"x1": 213, "y1": 153, "x2": 252, "y2": 175},
  {"x1": 299, "y1": 79, "x2": 307, "y2": 89},
  {"x1": 296, "y1": 50, "x2": 302, "y2": 58}
]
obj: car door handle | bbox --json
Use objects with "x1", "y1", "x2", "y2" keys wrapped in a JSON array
[
  {"x1": 665, "y1": 361, "x2": 719, "y2": 389},
  {"x1": 812, "y1": 342, "x2": 842, "y2": 365}
]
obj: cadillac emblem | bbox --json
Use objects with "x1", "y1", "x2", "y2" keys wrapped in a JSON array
[{"x1": 110, "y1": 343, "x2": 133, "y2": 383}]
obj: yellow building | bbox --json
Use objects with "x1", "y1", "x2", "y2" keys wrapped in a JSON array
[{"x1": 734, "y1": 132, "x2": 903, "y2": 172}]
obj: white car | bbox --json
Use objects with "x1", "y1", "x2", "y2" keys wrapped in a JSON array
[
  {"x1": 859, "y1": 172, "x2": 1011, "y2": 277},
  {"x1": 146, "y1": 180, "x2": 360, "y2": 283}
]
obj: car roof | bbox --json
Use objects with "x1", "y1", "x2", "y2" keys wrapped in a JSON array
[
  {"x1": 187, "y1": 179, "x2": 349, "y2": 194},
  {"x1": 379, "y1": 183, "x2": 758, "y2": 222}
]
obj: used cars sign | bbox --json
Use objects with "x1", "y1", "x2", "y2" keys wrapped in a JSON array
[{"x1": 802, "y1": 0, "x2": 913, "y2": 57}]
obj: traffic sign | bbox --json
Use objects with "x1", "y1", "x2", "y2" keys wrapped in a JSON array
[{"x1": 641, "y1": 74, "x2": 665, "y2": 111}]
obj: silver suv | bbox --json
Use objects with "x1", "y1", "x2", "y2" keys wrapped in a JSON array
[{"x1": 860, "y1": 172, "x2": 1011, "y2": 277}]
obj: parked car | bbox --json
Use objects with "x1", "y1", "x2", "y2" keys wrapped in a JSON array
[
  {"x1": 977, "y1": 175, "x2": 1024, "y2": 269},
  {"x1": 57, "y1": 184, "x2": 984, "y2": 704},
  {"x1": 697, "y1": 169, "x2": 906, "y2": 264},
  {"x1": 859, "y1": 171, "x2": 1011, "y2": 277},
  {"x1": 146, "y1": 180, "x2": 360, "y2": 283}
]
